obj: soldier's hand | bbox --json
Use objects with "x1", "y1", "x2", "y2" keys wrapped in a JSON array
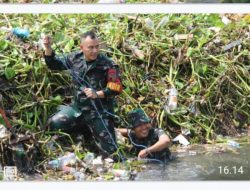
[
  {"x1": 41, "y1": 34, "x2": 53, "y2": 55},
  {"x1": 41, "y1": 34, "x2": 52, "y2": 49},
  {"x1": 83, "y1": 88, "x2": 97, "y2": 99},
  {"x1": 138, "y1": 148, "x2": 150, "y2": 159}
]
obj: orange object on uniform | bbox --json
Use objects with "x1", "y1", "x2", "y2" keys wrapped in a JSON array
[{"x1": 107, "y1": 68, "x2": 123, "y2": 93}]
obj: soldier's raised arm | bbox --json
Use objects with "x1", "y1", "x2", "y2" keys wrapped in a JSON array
[{"x1": 42, "y1": 35, "x2": 71, "y2": 71}]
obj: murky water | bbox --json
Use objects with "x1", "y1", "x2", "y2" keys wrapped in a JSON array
[{"x1": 136, "y1": 143, "x2": 250, "y2": 180}]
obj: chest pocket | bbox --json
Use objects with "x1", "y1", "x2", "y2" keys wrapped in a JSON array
[{"x1": 86, "y1": 68, "x2": 107, "y2": 90}]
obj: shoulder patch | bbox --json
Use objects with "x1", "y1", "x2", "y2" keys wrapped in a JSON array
[{"x1": 107, "y1": 68, "x2": 123, "y2": 93}]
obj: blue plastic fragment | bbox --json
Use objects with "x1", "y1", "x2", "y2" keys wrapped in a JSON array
[{"x1": 12, "y1": 28, "x2": 30, "y2": 38}]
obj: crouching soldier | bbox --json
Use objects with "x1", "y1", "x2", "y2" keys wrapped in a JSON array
[{"x1": 117, "y1": 108, "x2": 172, "y2": 163}]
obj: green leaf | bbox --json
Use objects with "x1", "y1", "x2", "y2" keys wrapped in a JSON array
[
  {"x1": 51, "y1": 95, "x2": 62, "y2": 104},
  {"x1": 0, "y1": 116, "x2": 5, "y2": 125},
  {"x1": 4, "y1": 67, "x2": 16, "y2": 80},
  {"x1": 64, "y1": 38, "x2": 75, "y2": 52},
  {"x1": 187, "y1": 47, "x2": 194, "y2": 57},
  {"x1": 202, "y1": 64, "x2": 208, "y2": 75},
  {"x1": 0, "y1": 40, "x2": 9, "y2": 51},
  {"x1": 175, "y1": 81, "x2": 184, "y2": 89}
]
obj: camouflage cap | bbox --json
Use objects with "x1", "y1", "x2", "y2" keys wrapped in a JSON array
[{"x1": 128, "y1": 108, "x2": 151, "y2": 129}]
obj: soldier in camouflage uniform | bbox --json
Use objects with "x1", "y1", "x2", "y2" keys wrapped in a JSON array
[
  {"x1": 42, "y1": 31, "x2": 123, "y2": 159},
  {"x1": 117, "y1": 109, "x2": 171, "y2": 163}
]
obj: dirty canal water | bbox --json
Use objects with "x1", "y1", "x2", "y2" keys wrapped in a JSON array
[
  {"x1": 2, "y1": 139, "x2": 249, "y2": 181},
  {"x1": 136, "y1": 143, "x2": 250, "y2": 180}
]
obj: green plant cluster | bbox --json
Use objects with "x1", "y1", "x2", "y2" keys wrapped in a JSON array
[{"x1": 0, "y1": 14, "x2": 249, "y2": 145}]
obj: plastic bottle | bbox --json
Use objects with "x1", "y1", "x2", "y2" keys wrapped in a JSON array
[
  {"x1": 168, "y1": 87, "x2": 178, "y2": 110},
  {"x1": 11, "y1": 27, "x2": 30, "y2": 38},
  {"x1": 48, "y1": 153, "x2": 77, "y2": 169}
]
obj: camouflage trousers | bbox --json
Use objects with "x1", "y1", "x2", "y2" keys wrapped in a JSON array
[{"x1": 46, "y1": 105, "x2": 118, "y2": 157}]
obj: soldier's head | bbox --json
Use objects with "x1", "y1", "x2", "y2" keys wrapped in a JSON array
[
  {"x1": 80, "y1": 31, "x2": 100, "y2": 61},
  {"x1": 128, "y1": 108, "x2": 151, "y2": 139}
]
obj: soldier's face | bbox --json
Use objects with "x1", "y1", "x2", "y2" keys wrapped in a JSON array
[
  {"x1": 134, "y1": 123, "x2": 151, "y2": 139},
  {"x1": 80, "y1": 36, "x2": 100, "y2": 61}
]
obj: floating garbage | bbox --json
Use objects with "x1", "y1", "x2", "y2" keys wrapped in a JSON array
[
  {"x1": 93, "y1": 156, "x2": 104, "y2": 174},
  {"x1": 48, "y1": 152, "x2": 77, "y2": 169},
  {"x1": 93, "y1": 156, "x2": 103, "y2": 166},
  {"x1": 173, "y1": 134, "x2": 190, "y2": 146},
  {"x1": 61, "y1": 166, "x2": 85, "y2": 181},
  {"x1": 73, "y1": 171, "x2": 85, "y2": 181},
  {"x1": 104, "y1": 158, "x2": 114, "y2": 164},
  {"x1": 84, "y1": 152, "x2": 95, "y2": 165},
  {"x1": 62, "y1": 166, "x2": 76, "y2": 174},
  {"x1": 227, "y1": 140, "x2": 240, "y2": 148},
  {"x1": 111, "y1": 169, "x2": 130, "y2": 180}
]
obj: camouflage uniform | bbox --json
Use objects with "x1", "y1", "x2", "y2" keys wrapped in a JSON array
[
  {"x1": 44, "y1": 51, "x2": 123, "y2": 157},
  {"x1": 127, "y1": 109, "x2": 171, "y2": 163}
]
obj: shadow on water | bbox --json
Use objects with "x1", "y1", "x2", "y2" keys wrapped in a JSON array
[{"x1": 136, "y1": 143, "x2": 250, "y2": 180}]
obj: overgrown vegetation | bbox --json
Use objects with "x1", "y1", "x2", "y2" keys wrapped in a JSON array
[{"x1": 0, "y1": 14, "x2": 249, "y2": 178}]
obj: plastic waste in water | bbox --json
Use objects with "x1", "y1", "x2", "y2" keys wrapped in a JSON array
[
  {"x1": 84, "y1": 152, "x2": 95, "y2": 165},
  {"x1": 227, "y1": 140, "x2": 240, "y2": 148},
  {"x1": 112, "y1": 169, "x2": 130, "y2": 180},
  {"x1": 48, "y1": 153, "x2": 77, "y2": 169},
  {"x1": 93, "y1": 156, "x2": 103, "y2": 166},
  {"x1": 73, "y1": 171, "x2": 85, "y2": 181},
  {"x1": 62, "y1": 166, "x2": 76, "y2": 173}
]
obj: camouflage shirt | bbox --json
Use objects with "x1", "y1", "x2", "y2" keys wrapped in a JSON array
[
  {"x1": 129, "y1": 128, "x2": 171, "y2": 162},
  {"x1": 44, "y1": 51, "x2": 123, "y2": 118}
]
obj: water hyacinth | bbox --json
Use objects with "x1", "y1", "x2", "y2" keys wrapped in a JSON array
[{"x1": 0, "y1": 14, "x2": 249, "y2": 179}]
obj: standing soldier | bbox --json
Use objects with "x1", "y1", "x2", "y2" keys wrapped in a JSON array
[{"x1": 42, "y1": 31, "x2": 123, "y2": 160}]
